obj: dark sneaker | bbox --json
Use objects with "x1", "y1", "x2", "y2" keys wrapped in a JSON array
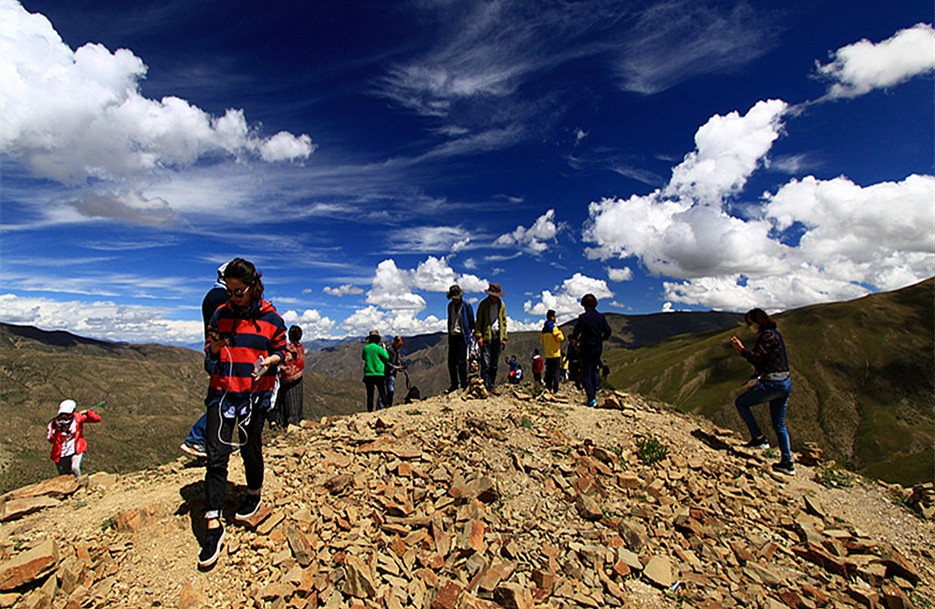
[
  {"x1": 444, "y1": 385, "x2": 459, "y2": 394},
  {"x1": 235, "y1": 494, "x2": 262, "y2": 521},
  {"x1": 772, "y1": 461, "x2": 795, "y2": 476},
  {"x1": 197, "y1": 524, "x2": 225, "y2": 568},
  {"x1": 587, "y1": 399, "x2": 597, "y2": 407},
  {"x1": 743, "y1": 436, "x2": 770, "y2": 450},
  {"x1": 181, "y1": 441, "x2": 207, "y2": 458}
]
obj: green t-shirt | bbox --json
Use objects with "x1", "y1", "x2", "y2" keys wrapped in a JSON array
[{"x1": 362, "y1": 342, "x2": 389, "y2": 377}]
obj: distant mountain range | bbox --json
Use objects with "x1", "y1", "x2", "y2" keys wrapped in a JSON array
[
  {"x1": 0, "y1": 323, "x2": 360, "y2": 494},
  {"x1": 3, "y1": 278, "x2": 931, "y2": 492}
]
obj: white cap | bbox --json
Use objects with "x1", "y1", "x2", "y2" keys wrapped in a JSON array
[{"x1": 58, "y1": 399, "x2": 76, "y2": 414}]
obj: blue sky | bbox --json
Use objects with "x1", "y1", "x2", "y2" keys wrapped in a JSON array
[{"x1": 1, "y1": 0, "x2": 933, "y2": 346}]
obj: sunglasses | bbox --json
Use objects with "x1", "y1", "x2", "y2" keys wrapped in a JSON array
[{"x1": 225, "y1": 285, "x2": 251, "y2": 298}]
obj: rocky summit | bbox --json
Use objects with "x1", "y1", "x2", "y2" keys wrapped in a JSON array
[{"x1": 1, "y1": 385, "x2": 933, "y2": 609}]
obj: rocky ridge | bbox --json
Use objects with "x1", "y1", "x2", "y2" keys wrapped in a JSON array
[{"x1": 1, "y1": 386, "x2": 933, "y2": 609}]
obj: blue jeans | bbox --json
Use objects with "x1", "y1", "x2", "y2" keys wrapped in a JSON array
[
  {"x1": 480, "y1": 337, "x2": 502, "y2": 390},
  {"x1": 580, "y1": 351, "x2": 602, "y2": 404},
  {"x1": 186, "y1": 413, "x2": 207, "y2": 445},
  {"x1": 735, "y1": 379, "x2": 792, "y2": 463}
]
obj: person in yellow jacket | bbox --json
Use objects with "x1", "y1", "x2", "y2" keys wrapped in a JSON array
[{"x1": 539, "y1": 309, "x2": 564, "y2": 392}]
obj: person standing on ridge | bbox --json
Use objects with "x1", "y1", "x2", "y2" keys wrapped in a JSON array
[
  {"x1": 47, "y1": 399, "x2": 101, "y2": 478},
  {"x1": 474, "y1": 283, "x2": 507, "y2": 394},
  {"x1": 540, "y1": 309, "x2": 564, "y2": 393},
  {"x1": 380, "y1": 335, "x2": 405, "y2": 408},
  {"x1": 445, "y1": 284, "x2": 475, "y2": 393},
  {"x1": 531, "y1": 349, "x2": 543, "y2": 386},
  {"x1": 730, "y1": 308, "x2": 795, "y2": 476},
  {"x1": 570, "y1": 294, "x2": 612, "y2": 407},
  {"x1": 182, "y1": 260, "x2": 233, "y2": 458},
  {"x1": 199, "y1": 258, "x2": 286, "y2": 569},
  {"x1": 278, "y1": 325, "x2": 305, "y2": 427},
  {"x1": 362, "y1": 330, "x2": 389, "y2": 412}
]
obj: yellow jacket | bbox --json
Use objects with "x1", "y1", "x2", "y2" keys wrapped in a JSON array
[{"x1": 540, "y1": 323, "x2": 564, "y2": 359}]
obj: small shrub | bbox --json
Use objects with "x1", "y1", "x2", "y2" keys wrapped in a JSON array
[
  {"x1": 635, "y1": 436, "x2": 669, "y2": 466},
  {"x1": 405, "y1": 409, "x2": 422, "y2": 416},
  {"x1": 520, "y1": 417, "x2": 533, "y2": 429},
  {"x1": 101, "y1": 516, "x2": 117, "y2": 532},
  {"x1": 815, "y1": 465, "x2": 853, "y2": 489}
]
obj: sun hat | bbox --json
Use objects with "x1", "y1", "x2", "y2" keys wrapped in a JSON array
[
  {"x1": 484, "y1": 283, "x2": 505, "y2": 297},
  {"x1": 446, "y1": 284, "x2": 464, "y2": 299},
  {"x1": 58, "y1": 399, "x2": 76, "y2": 414}
]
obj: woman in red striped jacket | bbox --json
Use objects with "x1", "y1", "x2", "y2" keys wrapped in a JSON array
[{"x1": 198, "y1": 258, "x2": 286, "y2": 569}]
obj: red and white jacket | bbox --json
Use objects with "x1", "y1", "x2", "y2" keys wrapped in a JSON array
[{"x1": 47, "y1": 410, "x2": 101, "y2": 462}]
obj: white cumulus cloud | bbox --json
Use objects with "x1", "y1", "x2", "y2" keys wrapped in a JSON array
[
  {"x1": 606, "y1": 266, "x2": 634, "y2": 282},
  {"x1": 323, "y1": 284, "x2": 364, "y2": 297},
  {"x1": 0, "y1": 1, "x2": 314, "y2": 224},
  {"x1": 816, "y1": 23, "x2": 935, "y2": 99},
  {"x1": 583, "y1": 97, "x2": 935, "y2": 311},
  {"x1": 281, "y1": 308, "x2": 337, "y2": 339},
  {"x1": 495, "y1": 209, "x2": 561, "y2": 254},
  {"x1": 524, "y1": 273, "x2": 614, "y2": 317},
  {"x1": 0, "y1": 293, "x2": 203, "y2": 345}
]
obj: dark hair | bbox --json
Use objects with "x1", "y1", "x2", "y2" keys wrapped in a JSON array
[
  {"x1": 581, "y1": 293, "x2": 598, "y2": 309},
  {"x1": 368, "y1": 333, "x2": 381, "y2": 344},
  {"x1": 546, "y1": 309, "x2": 556, "y2": 319},
  {"x1": 224, "y1": 258, "x2": 264, "y2": 304},
  {"x1": 744, "y1": 308, "x2": 776, "y2": 330},
  {"x1": 288, "y1": 325, "x2": 303, "y2": 343},
  {"x1": 534, "y1": 348, "x2": 540, "y2": 354}
]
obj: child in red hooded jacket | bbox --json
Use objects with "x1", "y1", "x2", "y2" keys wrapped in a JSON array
[{"x1": 47, "y1": 399, "x2": 101, "y2": 477}]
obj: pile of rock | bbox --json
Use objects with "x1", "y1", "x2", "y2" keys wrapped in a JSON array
[{"x1": 1, "y1": 389, "x2": 932, "y2": 609}]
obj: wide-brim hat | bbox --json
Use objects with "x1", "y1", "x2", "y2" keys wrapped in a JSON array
[
  {"x1": 58, "y1": 399, "x2": 76, "y2": 414},
  {"x1": 484, "y1": 283, "x2": 505, "y2": 297},
  {"x1": 446, "y1": 284, "x2": 464, "y2": 299}
]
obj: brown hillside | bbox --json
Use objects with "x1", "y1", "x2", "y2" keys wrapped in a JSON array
[
  {"x1": 0, "y1": 323, "x2": 361, "y2": 494},
  {"x1": 1, "y1": 385, "x2": 932, "y2": 608}
]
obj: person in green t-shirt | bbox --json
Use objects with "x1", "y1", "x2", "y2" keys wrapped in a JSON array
[{"x1": 362, "y1": 330, "x2": 389, "y2": 412}]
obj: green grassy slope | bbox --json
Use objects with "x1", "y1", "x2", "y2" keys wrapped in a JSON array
[{"x1": 607, "y1": 278, "x2": 935, "y2": 486}]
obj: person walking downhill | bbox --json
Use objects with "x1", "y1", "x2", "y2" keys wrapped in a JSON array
[
  {"x1": 475, "y1": 283, "x2": 507, "y2": 394},
  {"x1": 730, "y1": 308, "x2": 795, "y2": 476},
  {"x1": 362, "y1": 330, "x2": 389, "y2": 412},
  {"x1": 278, "y1": 325, "x2": 305, "y2": 427},
  {"x1": 445, "y1": 284, "x2": 475, "y2": 393},
  {"x1": 540, "y1": 309, "x2": 564, "y2": 393},
  {"x1": 571, "y1": 294, "x2": 612, "y2": 407},
  {"x1": 47, "y1": 399, "x2": 101, "y2": 478},
  {"x1": 199, "y1": 258, "x2": 286, "y2": 569}
]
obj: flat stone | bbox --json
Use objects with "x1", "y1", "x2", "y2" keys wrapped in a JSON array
[
  {"x1": 642, "y1": 555, "x2": 673, "y2": 588},
  {"x1": 240, "y1": 505, "x2": 274, "y2": 529},
  {"x1": 284, "y1": 523, "x2": 313, "y2": 567},
  {"x1": 257, "y1": 510, "x2": 286, "y2": 535},
  {"x1": 432, "y1": 579, "x2": 464, "y2": 609},
  {"x1": 493, "y1": 583, "x2": 533, "y2": 609},
  {"x1": 0, "y1": 496, "x2": 59, "y2": 522},
  {"x1": 8, "y1": 476, "x2": 79, "y2": 500},
  {"x1": 0, "y1": 539, "x2": 59, "y2": 591},
  {"x1": 342, "y1": 555, "x2": 377, "y2": 598},
  {"x1": 576, "y1": 494, "x2": 603, "y2": 521},
  {"x1": 177, "y1": 583, "x2": 207, "y2": 609}
]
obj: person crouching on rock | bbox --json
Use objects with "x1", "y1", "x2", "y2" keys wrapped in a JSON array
[
  {"x1": 730, "y1": 308, "x2": 795, "y2": 476},
  {"x1": 47, "y1": 399, "x2": 101, "y2": 478},
  {"x1": 199, "y1": 258, "x2": 286, "y2": 569}
]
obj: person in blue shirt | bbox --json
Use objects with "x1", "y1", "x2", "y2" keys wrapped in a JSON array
[{"x1": 570, "y1": 294, "x2": 612, "y2": 407}]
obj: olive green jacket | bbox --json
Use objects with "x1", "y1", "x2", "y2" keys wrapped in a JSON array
[{"x1": 474, "y1": 296, "x2": 507, "y2": 342}]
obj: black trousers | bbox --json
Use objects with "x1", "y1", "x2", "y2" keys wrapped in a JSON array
[
  {"x1": 447, "y1": 335, "x2": 469, "y2": 389},
  {"x1": 545, "y1": 357, "x2": 561, "y2": 392},
  {"x1": 204, "y1": 395, "x2": 265, "y2": 520},
  {"x1": 364, "y1": 376, "x2": 386, "y2": 412}
]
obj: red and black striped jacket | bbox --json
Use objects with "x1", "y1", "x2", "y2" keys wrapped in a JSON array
[{"x1": 206, "y1": 299, "x2": 287, "y2": 397}]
